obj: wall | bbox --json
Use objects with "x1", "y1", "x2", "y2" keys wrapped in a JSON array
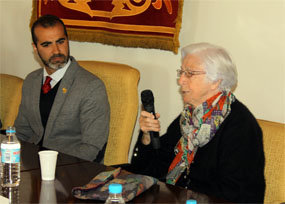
[{"x1": 1, "y1": 0, "x2": 284, "y2": 161}]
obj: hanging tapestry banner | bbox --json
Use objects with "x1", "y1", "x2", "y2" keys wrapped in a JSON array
[{"x1": 30, "y1": 0, "x2": 183, "y2": 54}]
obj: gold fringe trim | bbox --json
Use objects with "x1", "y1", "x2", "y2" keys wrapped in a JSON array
[
  {"x1": 173, "y1": 0, "x2": 184, "y2": 54},
  {"x1": 68, "y1": 29, "x2": 176, "y2": 53},
  {"x1": 30, "y1": 0, "x2": 37, "y2": 29}
]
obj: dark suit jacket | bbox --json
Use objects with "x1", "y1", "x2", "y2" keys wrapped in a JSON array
[
  {"x1": 130, "y1": 100, "x2": 265, "y2": 203},
  {"x1": 15, "y1": 57, "x2": 110, "y2": 161}
]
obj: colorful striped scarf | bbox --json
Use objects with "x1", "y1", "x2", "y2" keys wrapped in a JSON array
[{"x1": 166, "y1": 91, "x2": 235, "y2": 185}]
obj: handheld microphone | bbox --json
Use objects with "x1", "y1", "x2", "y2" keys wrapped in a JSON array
[{"x1": 141, "y1": 89, "x2": 160, "y2": 149}]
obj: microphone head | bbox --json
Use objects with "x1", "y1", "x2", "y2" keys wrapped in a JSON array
[{"x1": 141, "y1": 89, "x2": 154, "y2": 107}]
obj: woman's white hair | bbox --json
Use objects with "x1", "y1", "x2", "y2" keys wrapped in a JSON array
[{"x1": 181, "y1": 42, "x2": 238, "y2": 91}]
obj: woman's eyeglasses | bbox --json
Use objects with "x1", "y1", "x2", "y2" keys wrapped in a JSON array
[{"x1": 176, "y1": 67, "x2": 206, "y2": 78}]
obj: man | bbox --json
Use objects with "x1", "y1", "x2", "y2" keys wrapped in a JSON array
[{"x1": 15, "y1": 15, "x2": 110, "y2": 162}]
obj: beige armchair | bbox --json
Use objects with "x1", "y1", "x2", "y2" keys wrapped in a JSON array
[
  {"x1": 0, "y1": 74, "x2": 23, "y2": 130},
  {"x1": 78, "y1": 61, "x2": 140, "y2": 166},
  {"x1": 257, "y1": 119, "x2": 285, "y2": 203}
]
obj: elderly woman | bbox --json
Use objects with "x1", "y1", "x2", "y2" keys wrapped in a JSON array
[{"x1": 130, "y1": 43, "x2": 265, "y2": 203}]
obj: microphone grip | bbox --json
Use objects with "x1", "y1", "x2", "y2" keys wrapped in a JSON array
[
  {"x1": 149, "y1": 131, "x2": 160, "y2": 149},
  {"x1": 144, "y1": 105, "x2": 160, "y2": 149}
]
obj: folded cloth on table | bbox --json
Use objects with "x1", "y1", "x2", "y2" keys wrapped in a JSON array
[{"x1": 72, "y1": 167, "x2": 158, "y2": 202}]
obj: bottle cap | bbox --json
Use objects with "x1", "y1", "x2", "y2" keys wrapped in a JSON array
[
  {"x1": 109, "y1": 183, "x2": 123, "y2": 194},
  {"x1": 186, "y1": 199, "x2": 197, "y2": 204},
  {"x1": 6, "y1": 126, "x2": 16, "y2": 134}
]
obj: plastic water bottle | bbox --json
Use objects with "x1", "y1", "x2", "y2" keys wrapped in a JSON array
[
  {"x1": 105, "y1": 183, "x2": 125, "y2": 204},
  {"x1": 1, "y1": 126, "x2": 21, "y2": 187},
  {"x1": 186, "y1": 199, "x2": 197, "y2": 204},
  {"x1": 2, "y1": 186, "x2": 20, "y2": 204}
]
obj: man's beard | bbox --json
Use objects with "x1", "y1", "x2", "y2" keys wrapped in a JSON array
[{"x1": 39, "y1": 53, "x2": 69, "y2": 70}]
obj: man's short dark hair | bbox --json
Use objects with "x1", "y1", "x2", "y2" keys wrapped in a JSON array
[{"x1": 31, "y1": 14, "x2": 68, "y2": 45}]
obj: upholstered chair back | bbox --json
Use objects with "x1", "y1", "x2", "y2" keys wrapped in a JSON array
[
  {"x1": 258, "y1": 119, "x2": 285, "y2": 203},
  {"x1": 78, "y1": 61, "x2": 140, "y2": 166},
  {"x1": 0, "y1": 74, "x2": 23, "y2": 130}
]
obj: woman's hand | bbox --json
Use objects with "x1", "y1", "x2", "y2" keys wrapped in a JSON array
[{"x1": 139, "y1": 111, "x2": 161, "y2": 145}]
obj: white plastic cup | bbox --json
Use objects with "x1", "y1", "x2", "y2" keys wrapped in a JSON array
[{"x1": 38, "y1": 150, "x2": 58, "y2": 180}]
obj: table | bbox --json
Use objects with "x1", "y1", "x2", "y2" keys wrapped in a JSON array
[{"x1": 0, "y1": 138, "x2": 226, "y2": 203}]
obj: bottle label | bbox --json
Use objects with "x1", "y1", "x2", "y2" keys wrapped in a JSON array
[{"x1": 1, "y1": 144, "x2": 20, "y2": 163}]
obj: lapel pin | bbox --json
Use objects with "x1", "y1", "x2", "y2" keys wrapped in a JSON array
[{"x1": 62, "y1": 88, "x2": 67, "y2": 93}]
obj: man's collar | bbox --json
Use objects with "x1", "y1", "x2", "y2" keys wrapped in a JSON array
[{"x1": 43, "y1": 57, "x2": 72, "y2": 86}]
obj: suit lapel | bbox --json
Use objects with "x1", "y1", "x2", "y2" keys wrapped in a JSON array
[
  {"x1": 44, "y1": 58, "x2": 79, "y2": 137},
  {"x1": 31, "y1": 71, "x2": 44, "y2": 134}
]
